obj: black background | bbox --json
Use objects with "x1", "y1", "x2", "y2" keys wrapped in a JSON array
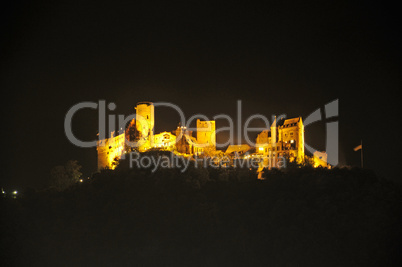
[{"x1": 1, "y1": 0, "x2": 400, "y2": 189}]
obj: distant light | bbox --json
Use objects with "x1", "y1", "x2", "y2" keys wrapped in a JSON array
[
  {"x1": 290, "y1": 140, "x2": 294, "y2": 143},
  {"x1": 13, "y1": 191, "x2": 17, "y2": 195},
  {"x1": 79, "y1": 179, "x2": 83, "y2": 183},
  {"x1": 259, "y1": 147, "x2": 264, "y2": 151}
]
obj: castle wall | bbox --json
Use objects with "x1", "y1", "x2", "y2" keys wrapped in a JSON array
[
  {"x1": 154, "y1": 131, "x2": 176, "y2": 150},
  {"x1": 314, "y1": 151, "x2": 328, "y2": 168},
  {"x1": 97, "y1": 132, "x2": 126, "y2": 171}
]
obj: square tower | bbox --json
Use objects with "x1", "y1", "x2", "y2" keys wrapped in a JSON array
[
  {"x1": 196, "y1": 119, "x2": 216, "y2": 150},
  {"x1": 278, "y1": 117, "x2": 304, "y2": 163}
]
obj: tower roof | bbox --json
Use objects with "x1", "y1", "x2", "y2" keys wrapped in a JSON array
[
  {"x1": 272, "y1": 116, "x2": 277, "y2": 127},
  {"x1": 280, "y1": 117, "x2": 302, "y2": 127}
]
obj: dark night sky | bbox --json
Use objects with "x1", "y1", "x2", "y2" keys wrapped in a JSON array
[{"x1": 1, "y1": 0, "x2": 400, "y2": 189}]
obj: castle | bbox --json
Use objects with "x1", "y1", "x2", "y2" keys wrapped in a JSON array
[
  {"x1": 255, "y1": 117, "x2": 305, "y2": 167},
  {"x1": 97, "y1": 101, "x2": 327, "y2": 171},
  {"x1": 97, "y1": 102, "x2": 217, "y2": 170}
]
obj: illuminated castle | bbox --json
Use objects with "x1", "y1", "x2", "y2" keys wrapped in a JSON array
[
  {"x1": 97, "y1": 101, "x2": 327, "y2": 171},
  {"x1": 97, "y1": 102, "x2": 216, "y2": 170},
  {"x1": 254, "y1": 117, "x2": 327, "y2": 169},
  {"x1": 255, "y1": 117, "x2": 305, "y2": 168}
]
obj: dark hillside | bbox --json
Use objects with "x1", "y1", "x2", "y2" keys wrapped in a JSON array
[{"x1": 1, "y1": 158, "x2": 400, "y2": 266}]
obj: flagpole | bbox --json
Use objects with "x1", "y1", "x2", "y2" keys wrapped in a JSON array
[{"x1": 361, "y1": 140, "x2": 363, "y2": 168}]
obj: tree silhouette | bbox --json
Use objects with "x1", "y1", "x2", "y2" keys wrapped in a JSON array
[{"x1": 49, "y1": 160, "x2": 82, "y2": 191}]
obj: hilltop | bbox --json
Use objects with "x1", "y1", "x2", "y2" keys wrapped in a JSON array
[{"x1": 1, "y1": 159, "x2": 401, "y2": 266}]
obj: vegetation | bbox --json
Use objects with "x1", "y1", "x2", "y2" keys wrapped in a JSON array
[
  {"x1": 49, "y1": 160, "x2": 82, "y2": 191},
  {"x1": 1, "y1": 153, "x2": 400, "y2": 266}
]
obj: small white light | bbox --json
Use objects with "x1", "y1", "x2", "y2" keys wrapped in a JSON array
[
  {"x1": 13, "y1": 191, "x2": 18, "y2": 195},
  {"x1": 79, "y1": 179, "x2": 83, "y2": 183}
]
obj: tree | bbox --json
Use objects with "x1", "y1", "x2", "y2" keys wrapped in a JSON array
[{"x1": 50, "y1": 160, "x2": 82, "y2": 191}]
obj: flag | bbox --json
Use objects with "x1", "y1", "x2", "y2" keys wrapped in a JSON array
[{"x1": 353, "y1": 144, "x2": 362, "y2": 151}]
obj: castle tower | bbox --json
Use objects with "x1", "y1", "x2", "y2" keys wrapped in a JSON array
[
  {"x1": 135, "y1": 102, "x2": 154, "y2": 151},
  {"x1": 298, "y1": 118, "x2": 304, "y2": 163},
  {"x1": 278, "y1": 117, "x2": 304, "y2": 164},
  {"x1": 175, "y1": 124, "x2": 192, "y2": 139},
  {"x1": 196, "y1": 119, "x2": 216, "y2": 150},
  {"x1": 175, "y1": 124, "x2": 194, "y2": 154}
]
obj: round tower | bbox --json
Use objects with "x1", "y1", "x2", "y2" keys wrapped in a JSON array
[{"x1": 135, "y1": 102, "x2": 154, "y2": 148}]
